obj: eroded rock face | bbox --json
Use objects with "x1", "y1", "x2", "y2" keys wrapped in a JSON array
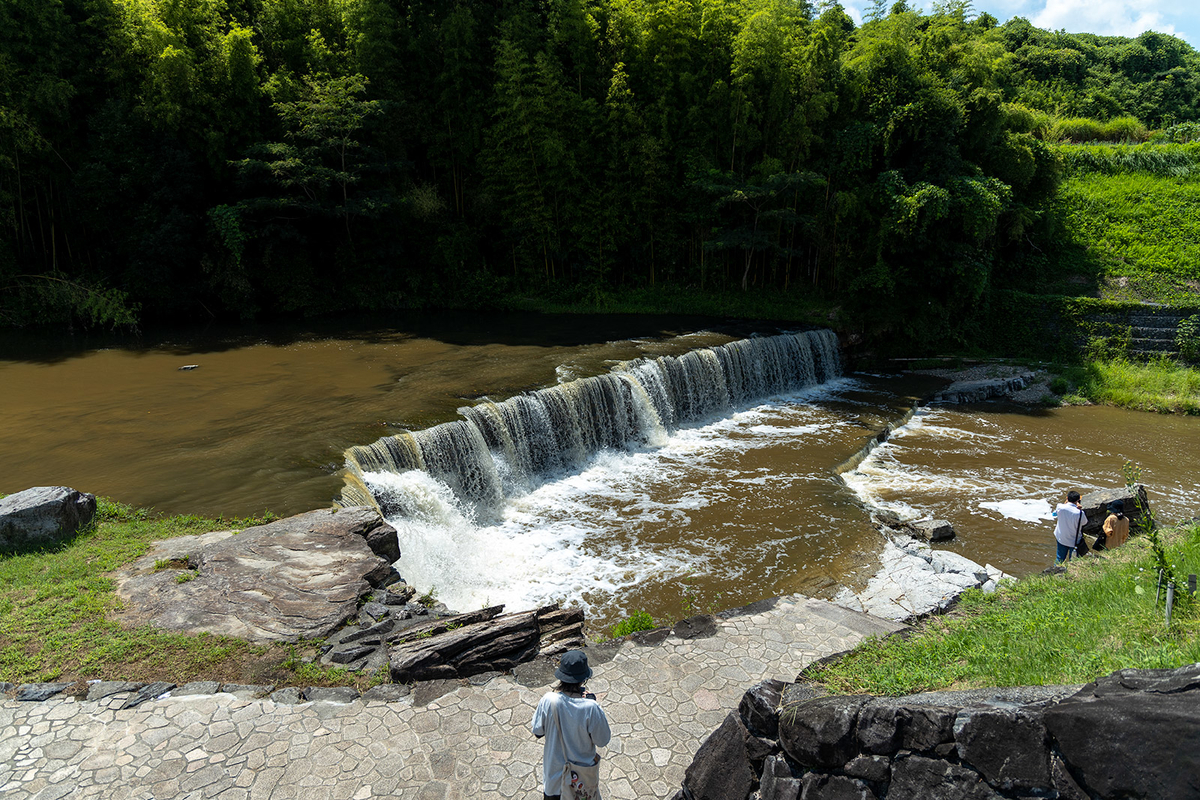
[
  {"x1": 1080, "y1": 485, "x2": 1150, "y2": 535},
  {"x1": 116, "y1": 507, "x2": 399, "y2": 643},
  {"x1": 683, "y1": 712, "x2": 755, "y2": 800},
  {"x1": 0, "y1": 486, "x2": 96, "y2": 551},
  {"x1": 1044, "y1": 664, "x2": 1200, "y2": 800}
]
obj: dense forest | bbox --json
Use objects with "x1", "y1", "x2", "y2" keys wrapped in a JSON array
[{"x1": 3, "y1": 0, "x2": 1199, "y2": 343}]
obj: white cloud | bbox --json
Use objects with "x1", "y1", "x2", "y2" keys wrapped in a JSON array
[{"x1": 1031, "y1": 0, "x2": 1177, "y2": 38}]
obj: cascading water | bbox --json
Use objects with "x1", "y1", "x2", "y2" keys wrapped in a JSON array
[{"x1": 340, "y1": 329, "x2": 846, "y2": 621}]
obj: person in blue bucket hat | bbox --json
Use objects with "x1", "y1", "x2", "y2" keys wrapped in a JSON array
[{"x1": 531, "y1": 650, "x2": 612, "y2": 799}]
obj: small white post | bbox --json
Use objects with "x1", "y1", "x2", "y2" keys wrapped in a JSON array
[{"x1": 1166, "y1": 582, "x2": 1176, "y2": 627}]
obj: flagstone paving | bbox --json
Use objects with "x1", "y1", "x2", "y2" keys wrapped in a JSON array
[{"x1": 0, "y1": 596, "x2": 904, "y2": 800}]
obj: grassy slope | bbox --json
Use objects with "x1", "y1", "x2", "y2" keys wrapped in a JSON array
[
  {"x1": 1058, "y1": 172, "x2": 1200, "y2": 304},
  {"x1": 806, "y1": 523, "x2": 1200, "y2": 695},
  {"x1": 1059, "y1": 357, "x2": 1200, "y2": 414},
  {"x1": 0, "y1": 499, "x2": 370, "y2": 688}
]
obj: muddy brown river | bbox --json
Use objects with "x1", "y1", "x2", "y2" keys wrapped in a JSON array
[{"x1": 4, "y1": 314, "x2": 1199, "y2": 630}]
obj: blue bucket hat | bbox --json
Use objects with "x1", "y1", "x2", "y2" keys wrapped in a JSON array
[{"x1": 555, "y1": 650, "x2": 593, "y2": 683}]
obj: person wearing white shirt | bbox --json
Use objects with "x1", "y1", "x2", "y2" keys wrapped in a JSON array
[
  {"x1": 532, "y1": 650, "x2": 612, "y2": 799},
  {"x1": 1052, "y1": 490, "x2": 1088, "y2": 564}
]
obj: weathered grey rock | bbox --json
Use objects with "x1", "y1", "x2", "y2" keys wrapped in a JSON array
[
  {"x1": 467, "y1": 670, "x2": 503, "y2": 686},
  {"x1": 389, "y1": 603, "x2": 584, "y2": 683},
  {"x1": 86, "y1": 681, "x2": 142, "y2": 702},
  {"x1": 778, "y1": 695, "x2": 869, "y2": 769},
  {"x1": 361, "y1": 683, "x2": 412, "y2": 702},
  {"x1": 341, "y1": 618, "x2": 395, "y2": 643},
  {"x1": 1044, "y1": 664, "x2": 1200, "y2": 800},
  {"x1": 304, "y1": 686, "x2": 359, "y2": 703},
  {"x1": 269, "y1": 687, "x2": 303, "y2": 704},
  {"x1": 931, "y1": 374, "x2": 1032, "y2": 405},
  {"x1": 844, "y1": 755, "x2": 890, "y2": 783},
  {"x1": 0, "y1": 486, "x2": 96, "y2": 551},
  {"x1": 121, "y1": 682, "x2": 175, "y2": 709},
  {"x1": 910, "y1": 519, "x2": 955, "y2": 542},
  {"x1": 115, "y1": 508, "x2": 397, "y2": 642},
  {"x1": 220, "y1": 683, "x2": 273, "y2": 698},
  {"x1": 330, "y1": 644, "x2": 377, "y2": 664},
  {"x1": 857, "y1": 699, "x2": 957, "y2": 755},
  {"x1": 361, "y1": 602, "x2": 390, "y2": 622},
  {"x1": 954, "y1": 706, "x2": 1049, "y2": 792},
  {"x1": 1080, "y1": 485, "x2": 1150, "y2": 535},
  {"x1": 887, "y1": 755, "x2": 1003, "y2": 800},
  {"x1": 798, "y1": 772, "x2": 877, "y2": 800},
  {"x1": 0, "y1": 681, "x2": 14, "y2": 695},
  {"x1": 834, "y1": 538, "x2": 987, "y2": 622},
  {"x1": 758, "y1": 755, "x2": 801, "y2": 800},
  {"x1": 381, "y1": 584, "x2": 415, "y2": 605},
  {"x1": 682, "y1": 712, "x2": 754, "y2": 800},
  {"x1": 928, "y1": 550, "x2": 988, "y2": 583},
  {"x1": 739, "y1": 679, "x2": 786, "y2": 738},
  {"x1": 172, "y1": 681, "x2": 221, "y2": 697},
  {"x1": 15, "y1": 682, "x2": 72, "y2": 701}
]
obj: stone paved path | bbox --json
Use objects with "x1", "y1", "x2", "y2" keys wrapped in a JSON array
[{"x1": 0, "y1": 596, "x2": 904, "y2": 800}]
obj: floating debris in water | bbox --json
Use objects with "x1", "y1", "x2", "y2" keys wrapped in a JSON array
[{"x1": 178, "y1": 365, "x2": 199, "y2": 371}]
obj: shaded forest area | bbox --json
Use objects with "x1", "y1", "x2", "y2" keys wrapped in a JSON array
[{"x1": 3, "y1": 0, "x2": 1199, "y2": 345}]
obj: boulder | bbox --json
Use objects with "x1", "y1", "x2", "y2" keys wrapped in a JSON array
[
  {"x1": 1044, "y1": 664, "x2": 1200, "y2": 800},
  {"x1": 834, "y1": 538, "x2": 991, "y2": 622},
  {"x1": 953, "y1": 706, "x2": 1049, "y2": 792},
  {"x1": 1079, "y1": 485, "x2": 1150, "y2": 535},
  {"x1": 910, "y1": 519, "x2": 955, "y2": 542},
  {"x1": 682, "y1": 712, "x2": 755, "y2": 800},
  {"x1": 857, "y1": 699, "x2": 957, "y2": 755},
  {"x1": 740, "y1": 679, "x2": 786, "y2": 738},
  {"x1": 778, "y1": 695, "x2": 869, "y2": 769},
  {"x1": 0, "y1": 486, "x2": 96, "y2": 551},
  {"x1": 930, "y1": 375, "x2": 1032, "y2": 405},
  {"x1": 115, "y1": 508, "x2": 398, "y2": 643}
]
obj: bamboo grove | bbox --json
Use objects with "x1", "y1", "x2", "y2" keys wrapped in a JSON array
[{"x1": 3, "y1": 0, "x2": 1198, "y2": 339}]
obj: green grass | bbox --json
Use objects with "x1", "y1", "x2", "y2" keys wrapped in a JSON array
[
  {"x1": 608, "y1": 610, "x2": 657, "y2": 639},
  {"x1": 1059, "y1": 357, "x2": 1200, "y2": 414},
  {"x1": 805, "y1": 524, "x2": 1200, "y2": 695},
  {"x1": 1056, "y1": 145, "x2": 1200, "y2": 304},
  {"x1": 0, "y1": 498, "x2": 361, "y2": 687}
]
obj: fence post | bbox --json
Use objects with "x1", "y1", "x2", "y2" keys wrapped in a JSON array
[
  {"x1": 1190, "y1": 574, "x2": 1197, "y2": 596},
  {"x1": 1156, "y1": 569, "x2": 1164, "y2": 605}
]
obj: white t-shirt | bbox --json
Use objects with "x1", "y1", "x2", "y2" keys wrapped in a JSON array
[
  {"x1": 1053, "y1": 503, "x2": 1088, "y2": 547},
  {"x1": 531, "y1": 690, "x2": 612, "y2": 796}
]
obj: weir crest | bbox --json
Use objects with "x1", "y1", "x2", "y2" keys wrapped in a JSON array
[{"x1": 340, "y1": 329, "x2": 841, "y2": 520}]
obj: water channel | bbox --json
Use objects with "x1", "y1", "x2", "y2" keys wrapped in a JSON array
[{"x1": 4, "y1": 314, "x2": 1199, "y2": 632}]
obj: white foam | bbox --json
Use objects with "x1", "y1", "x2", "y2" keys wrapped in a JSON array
[{"x1": 979, "y1": 499, "x2": 1055, "y2": 523}]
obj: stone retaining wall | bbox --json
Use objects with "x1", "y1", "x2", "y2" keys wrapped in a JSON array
[{"x1": 671, "y1": 664, "x2": 1200, "y2": 800}]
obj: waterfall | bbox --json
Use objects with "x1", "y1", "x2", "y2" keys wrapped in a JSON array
[{"x1": 341, "y1": 329, "x2": 841, "y2": 516}]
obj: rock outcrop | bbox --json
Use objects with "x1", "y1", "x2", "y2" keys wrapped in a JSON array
[
  {"x1": 834, "y1": 536, "x2": 1012, "y2": 623},
  {"x1": 387, "y1": 603, "x2": 586, "y2": 683},
  {"x1": 673, "y1": 664, "x2": 1200, "y2": 800},
  {"x1": 929, "y1": 374, "x2": 1036, "y2": 405},
  {"x1": 0, "y1": 486, "x2": 96, "y2": 551},
  {"x1": 115, "y1": 507, "x2": 401, "y2": 642},
  {"x1": 1079, "y1": 485, "x2": 1150, "y2": 536}
]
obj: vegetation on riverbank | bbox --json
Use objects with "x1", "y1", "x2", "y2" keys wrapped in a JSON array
[
  {"x1": 0, "y1": 499, "x2": 370, "y2": 689},
  {"x1": 1056, "y1": 358, "x2": 1200, "y2": 414},
  {"x1": 805, "y1": 523, "x2": 1200, "y2": 695}
]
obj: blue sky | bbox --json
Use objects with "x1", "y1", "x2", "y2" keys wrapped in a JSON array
[{"x1": 840, "y1": 0, "x2": 1200, "y2": 49}]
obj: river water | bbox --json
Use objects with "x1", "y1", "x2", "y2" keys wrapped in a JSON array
[{"x1": 3, "y1": 315, "x2": 1199, "y2": 632}]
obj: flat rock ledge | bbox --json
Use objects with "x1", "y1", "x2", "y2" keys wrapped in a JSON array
[
  {"x1": 930, "y1": 372, "x2": 1038, "y2": 405},
  {"x1": 833, "y1": 534, "x2": 1012, "y2": 623},
  {"x1": 115, "y1": 507, "x2": 402, "y2": 643},
  {"x1": 671, "y1": 662, "x2": 1200, "y2": 800}
]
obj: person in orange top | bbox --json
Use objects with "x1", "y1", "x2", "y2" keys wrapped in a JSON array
[{"x1": 1102, "y1": 499, "x2": 1131, "y2": 549}]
